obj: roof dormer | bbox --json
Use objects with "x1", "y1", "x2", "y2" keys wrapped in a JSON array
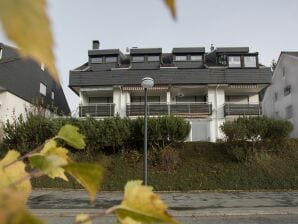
[
  {"x1": 88, "y1": 40, "x2": 123, "y2": 71},
  {"x1": 172, "y1": 47, "x2": 205, "y2": 68},
  {"x1": 130, "y1": 48, "x2": 162, "y2": 70},
  {"x1": 207, "y1": 47, "x2": 259, "y2": 68}
]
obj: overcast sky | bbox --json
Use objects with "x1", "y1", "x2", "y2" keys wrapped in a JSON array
[{"x1": 1, "y1": 0, "x2": 298, "y2": 112}]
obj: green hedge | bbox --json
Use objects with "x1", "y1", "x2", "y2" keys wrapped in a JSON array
[
  {"x1": 220, "y1": 116, "x2": 293, "y2": 162},
  {"x1": 0, "y1": 114, "x2": 190, "y2": 155}
]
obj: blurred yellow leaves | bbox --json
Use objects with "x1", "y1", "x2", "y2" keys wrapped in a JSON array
[
  {"x1": 116, "y1": 180, "x2": 177, "y2": 224},
  {"x1": 0, "y1": 150, "x2": 32, "y2": 199},
  {"x1": 164, "y1": 0, "x2": 176, "y2": 19},
  {"x1": 0, "y1": 0, "x2": 58, "y2": 82}
]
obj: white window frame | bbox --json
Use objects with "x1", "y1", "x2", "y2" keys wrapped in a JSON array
[
  {"x1": 39, "y1": 82, "x2": 47, "y2": 96},
  {"x1": 228, "y1": 56, "x2": 241, "y2": 68},
  {"x1": 244, "y1": 56, "x2": 257, "y2": 68},
  {"x1": 51, "y1": 91, "x2": 54, "y2": 100},
  {"x1": 132, "y1": 56, "x2": 145, "y2": 62},
  {"x1": 91, "y1": 57, "x2": 103, "y2": 64},
  {"x1": 175, "y1": 55, "x2": 187, "y2": 61},
  {"x1": 147, "y1": 55, "x2": 160, "y2": 62},
  {"x1": 190, "y1": 55, "x2": 203, "y2": 61},
  {"x1": 105, "y1": 56, "x2": 118, "y2": 63}
]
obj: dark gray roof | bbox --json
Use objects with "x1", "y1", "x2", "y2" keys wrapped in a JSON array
[
  {"x1": 216, "y1": 47, "x2": 249, "y2": 53},
  {"x1": 88, "y1": 49, "x2": 120, "y2": 56},
  {"x1": 281, "y1": 51, "x2": 298, "y2": 57},
  {"x1": 172, "y1": 47, "x2": 205, "y2": 54},
  {"x1": 130, "y1": 48, "x2": 162, "y2": 55},
  {"x1": 0, "y1": 43, "x2": 70, "y2": 115},
  {"x1": 69, "y1": 67, "x2": 272, "y2": 94}
]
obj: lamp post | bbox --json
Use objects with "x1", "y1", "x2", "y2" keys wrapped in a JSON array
[{"x1": 141, "y1": 77, "x2": 154, "y2": 185}]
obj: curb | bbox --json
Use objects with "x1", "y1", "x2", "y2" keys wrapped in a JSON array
[{"x1": 31, "y1": 207, "x2": 298, "y2": 218}]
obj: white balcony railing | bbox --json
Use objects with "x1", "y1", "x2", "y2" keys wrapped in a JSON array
[
  {"x1": 126, "y1": 102, "x2": 212, "y2": 117},
  {"x1": 224, "y1": 103, "x2": 262, "y2": 116},
  {"x1": 79, "y1": 103, "x2": 115, "y2": 117}
]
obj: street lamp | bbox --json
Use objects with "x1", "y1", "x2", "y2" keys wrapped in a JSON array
[{"x1": 141, "y1": 77, "x2": 154, "y2": 185}]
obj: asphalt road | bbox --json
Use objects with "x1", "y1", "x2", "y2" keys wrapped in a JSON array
[{"x1": 28, "y1": 190, "x2": 298, "y2": 224}]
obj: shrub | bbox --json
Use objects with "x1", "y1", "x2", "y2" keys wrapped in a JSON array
[
  {"x1": 0, "y1": 114, "x2": 190, "y2": 155},
  {"x1": 158, "y1": 147, "x2": 181, "y2": 171},
  {"x1": 220, "y1": 116, "x2": 293, "y2": 162}
]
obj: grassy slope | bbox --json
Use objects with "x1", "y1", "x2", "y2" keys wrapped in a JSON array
[{"x1": 32, "y1": 142, "x2": 298, "y2": 191}]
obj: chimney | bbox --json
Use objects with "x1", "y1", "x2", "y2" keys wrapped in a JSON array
[
  {"x1": 92, "y1": 40, "x2": 100, "y2": 50},
  {"x1": 210, "y1": 44, "x2": 215, "y2": 52}
]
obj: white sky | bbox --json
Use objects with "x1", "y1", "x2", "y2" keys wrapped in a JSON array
[{"x1": 1, "y1": 0, "x2": 298, "y2": 112}]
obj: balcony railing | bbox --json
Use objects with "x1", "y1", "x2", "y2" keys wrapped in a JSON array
[
  {"x1": 224, "y1": 103, "x2": 262, "y2": 116},
  {"x1": 79, "y1": 103, "x2": 115, "y2": 117},
  {"x1": 126, "y1": 102, "x2": 212, "y2": 117}
]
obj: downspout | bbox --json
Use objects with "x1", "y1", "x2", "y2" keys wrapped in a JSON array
[{"x1": 215, "y1": 84, "x2": 219, "y2": 141}]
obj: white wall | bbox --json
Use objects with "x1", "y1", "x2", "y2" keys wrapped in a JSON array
[
  {"x1": 263, "y1": 54, "x2": 298, "y2": 137},
  {"x1": 0, "y1": 91, "x2": 35, "y2": 123},
  {"x1": 207, "y1": 86, "x2": 225, "y2": 142}
]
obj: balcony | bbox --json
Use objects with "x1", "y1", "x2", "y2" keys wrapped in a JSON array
[
  {"x1": 224, "y1": 103, "x2": 262, "y2": 116},
  {"x1": 126, "y1": 102, "x2": 212, "y2": 117},
  {"x1": 79, "y1": 103, "x2": 115, "y2": 117}
]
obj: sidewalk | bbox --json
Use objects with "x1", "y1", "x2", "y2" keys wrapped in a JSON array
[{"x1": 28, "y1": 190, "x2": 298, "y2": 217}]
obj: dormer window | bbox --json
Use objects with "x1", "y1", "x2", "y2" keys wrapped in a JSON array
[
  {"x1": 132, "y1": 56, "x2": 144, "y2": 62},
  {"x1": 91, "y1": 57, "x2": 103, "y2": 64},
  {"x1": 147, "y1": 55, "x2": 160, "y2": 62},
  {"x1": 106, "y1": 56, "x2": 117, "y2": 63},
  {"x1": 190, "y1": 55, "x2": 203, "y2": 61},
  {"x1": 228, "y1": 56, "x2": 241, "y2": 68},
  {"x1": 244, "y1": 56, "x2": 257, "y2": 68},
  {"x1": 175, "y1": 55, "x2": 187, "y2": 61}
]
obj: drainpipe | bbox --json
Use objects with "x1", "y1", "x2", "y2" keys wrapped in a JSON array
[{"x1": 215, "y1": 84, "x2": 219, "y2": 141}]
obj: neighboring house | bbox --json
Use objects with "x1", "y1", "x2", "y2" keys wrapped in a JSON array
[
  {"x1": 69, "y1": 41, "x2": 271, "y2": 142},
  {"x1": 263, "y1": 52, "x2": 298, "y2": 137},
  {"x1": 0, "y1": 43, "x2": 70, "y2": 123}
]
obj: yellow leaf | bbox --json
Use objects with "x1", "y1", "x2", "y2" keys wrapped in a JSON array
[
  {"x1": 116, "y1": 180, "x2": 177, "y2": 224},
  {"x1": 64, "y1": 163, "x2": 104, "y2": 201},
  {"x1": 120, "y1": 217, "x2": 142, "y2": 224},
  {"x1": 57, "y1": 125, "x2": 86, "y2": 149},
  {"x1": 0, "y1": 189, "x2": 44, "y2": 224},
  {"x1": 40, "y1": 139, "x2": 70, "y2": 162},
  {"x1": 29, "y1": 154, "x2": 68, "y2": 181},
  {"x1": 163, "y1": 0, "x2": 176, "y2": 19},
  {"x1": 75, "y1": 214, "x2": 92, "y2": 224},
  {"x1": 0, "y1": 0, "x2": 59, "y2": 82},
  {"x1": 0, "y1": 150, "x2": 32, "y2": 199}
]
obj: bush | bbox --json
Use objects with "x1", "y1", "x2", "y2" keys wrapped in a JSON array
[
  {"x1": 0, "y1": 114, "x2": 190, "y2": 155},
  {"x1": 220, "y1": 116, "x2": 293, "y2": 162},
  {"x1": 159, "y1": 147, "x2": 181, "y2": 171}
]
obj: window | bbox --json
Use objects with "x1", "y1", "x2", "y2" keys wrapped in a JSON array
[
  {"x1": 91, "y1": 57, "x2": 103, "y2": 64},
  {"x1": 132, "y1": 56, "x2": 144, "y2": 62},
  {"x1": 218, "y1": 55, "x2": 228, "y2": 65},
  {"x1": 285, "y1": 105, "x2": 293, "y2": 119},
  {"x1": 190, "y1": 55, "x2": 203, "y2": 61},
  {"x1": 105, "y1": 56, "x2": 117, "y2": 63},
  {"x1": 228, "y1": 56, "x2": 241, "y2": 67},
  {"x1": 244, "y1": 56, "x2": 257, "y2": 67},
  {"x1": 147, "y1": 55, "x2": 160, "y2": 62},
  {"x1": 51, "y1": 91, "x2": 54, "y2": 100},
  {"x1": 0, "y1": 48, "x2": 2, "y2": 60},
  {"x1": 175, "y1": 55, "x2": 187, "y2": 61},
  {"x1": 284, "y1": 85, "x2": 291, "y2": 96},
  {"x1": 39, "y1": 82, "x2": 47, "y2": 96},
  {"x1": 89, "y1": 97, "x2": 113, "y2": 103},
  {"x1": 131, "y1": 96, "x2": 160, "y2": 103}
]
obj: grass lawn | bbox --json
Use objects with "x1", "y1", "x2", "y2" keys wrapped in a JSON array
[{"x1": 31, "y1": 141, "x2": 298, "y2": 191}]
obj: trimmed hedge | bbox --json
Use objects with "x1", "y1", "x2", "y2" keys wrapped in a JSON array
[
  {"x1": 0, "y1": 114, "x2": 190, "y2": 155},
  {"x1": 220, "y1": 116, "x2": 293, "y2": 162}
]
